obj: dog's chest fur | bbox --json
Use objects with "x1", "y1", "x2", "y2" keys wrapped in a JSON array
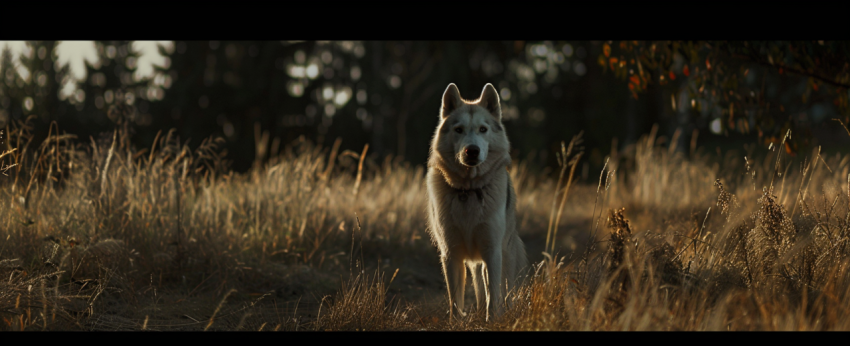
[
  {"x1": 428, "y1": 169, "x2": 509, "y2": 255},
  {"x1": 446, "y1": 185, "x2": 497, "y2": 231}
]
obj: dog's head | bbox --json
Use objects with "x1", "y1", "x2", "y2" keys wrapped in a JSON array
[{"x1": 435, "y1": 83, "x2": 507, "y2": 168}]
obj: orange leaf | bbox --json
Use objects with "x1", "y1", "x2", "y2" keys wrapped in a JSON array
[
  {"x1": 683, "y1": 65, "x2": 690, "y2": 77},
  {"x1": 629, "y1": 75, "x2": 640, "y2": 86},
  {"x1": 812, "y1": 81, "x2": 819, "y2": 92},
  {"x1": 603, "y1": 43, "x2": 611, "y2": 58},
  {"x1": 705, "y1": 58, "x2": 711, "y2": 70},
  {"x1": 785, "y1": 141, "x2": 796, "y2": 156},
  {"x1": 628, "y1": 83, "x2": 635, "y2": 90},
  {"x1": 609, "y1": 57, "x2": 618, "y2": 71},
  {"x1": 669, "y1": 71, "x2": 676, "y2": 80}
]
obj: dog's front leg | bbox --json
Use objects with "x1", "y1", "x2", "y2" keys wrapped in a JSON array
[
  {"x1": 480, "y1": 235, "x2": 503, "y2": 321},
  {"x1": 468, "y1": 262, "x2": 485, "y2": 312},
  {"x1": 441, "y1": 252, "x2": 467, "y2": 319}
]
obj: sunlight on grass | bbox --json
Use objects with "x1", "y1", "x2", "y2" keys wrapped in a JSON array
[{"x1": 1, "y1": 116, "x2": 850, "y2": 330}]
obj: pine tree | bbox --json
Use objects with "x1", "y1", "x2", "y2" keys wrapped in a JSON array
[
  {"x1": 18, "y1": 41, "x2": 72, "y2": 124},
  {"x1": 69, "y1": 41, "x2": 147, "y2": 141},
  {"x1": 0, "y1": 46, "x2": 24, "y2": 128},
  {"x1": 147, "y1": 41, "x2": 298, "y2": 170}
]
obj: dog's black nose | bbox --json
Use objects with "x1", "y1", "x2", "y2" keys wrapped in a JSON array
[{"x1": 465, "y1": 146, "x2": 480, "y2": 159}]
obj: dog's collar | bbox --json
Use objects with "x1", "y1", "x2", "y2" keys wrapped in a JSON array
[{"x1": 453, "y1": 186, "x2": 484, "y2": 202}]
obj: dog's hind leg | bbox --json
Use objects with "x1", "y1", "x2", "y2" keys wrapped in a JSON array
[
  {"x1": 502, "y1": 233, "x2": 527, "y2": 302},
  {"x1": 442, "y1": 253, "x2": 467, "y2": 318},
  {"x1": 468, "y1": 262, "x2": 485, "y2": 312}
]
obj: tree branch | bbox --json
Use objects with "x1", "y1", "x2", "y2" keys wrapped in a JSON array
[{"x1": 729, "y1": 51, "x2": 850, "y2": 89}]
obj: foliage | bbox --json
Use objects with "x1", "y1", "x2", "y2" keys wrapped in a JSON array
[{"x1": 599, "y1": 41, "x2": 850, "y2": 154}]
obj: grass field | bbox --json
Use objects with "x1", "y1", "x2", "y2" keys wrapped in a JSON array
[{"x1": 2, "y1": 120, "x2": 850, "y2": 331}]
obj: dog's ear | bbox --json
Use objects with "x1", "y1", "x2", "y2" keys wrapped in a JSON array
[
  {"x1": 441, "y1": 83, "x2": 462, "y2": 119},
  {"x1": 477, "y1": 83, "x2": 501, "y2": 120}
]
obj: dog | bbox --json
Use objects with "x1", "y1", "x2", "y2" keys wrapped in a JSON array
[{"x1": 425, "y1": 83, "x2": 528, "y2": 321}]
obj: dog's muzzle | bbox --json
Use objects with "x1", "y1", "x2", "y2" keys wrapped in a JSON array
[{"x1": 461, "y1": 145, "x2": 480, "y2": 166}]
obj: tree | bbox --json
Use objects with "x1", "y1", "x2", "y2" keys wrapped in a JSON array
[
  {"x1": 146, "y1": 41, "x2": 286, "y2": 171},
  {"x1": 0, "y1": 46, "x2": 24, "y2": 128},
  {"x1": 147, "y1": 41, "x2": 616, "y2": 171},
  {"x1": 64, "y1": 41, "x2": 147, "y2": 144},
  {"x1": 18, "y1": 41, "x2": 72, "y2": 124},
  {"x1": 147, "y1": 41, "x2": 370, "y2": 171},
  {"x1": 598, "y1": 41, "x2": 850, "y2": 154}
]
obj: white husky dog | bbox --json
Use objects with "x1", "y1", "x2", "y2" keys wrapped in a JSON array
[{"x1": 426, "y1": 83, "x2": 528, "y2": 321}]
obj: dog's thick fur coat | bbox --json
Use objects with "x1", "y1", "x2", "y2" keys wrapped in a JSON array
[{"x1": 426, "y1": 83, "x2": 528, "y2": 320}]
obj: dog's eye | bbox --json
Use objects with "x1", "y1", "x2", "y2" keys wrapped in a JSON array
[
  {"x1": 455, "y1": 128, "x2": 463, "y2": 134},
  {"x1": 480, "y1": 127, "x2": 487, "y2": 133}
]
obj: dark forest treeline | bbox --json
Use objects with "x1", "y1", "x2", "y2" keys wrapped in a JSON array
[{"x1": 2, "y1": 41, "x2": 848, "y2": 172}]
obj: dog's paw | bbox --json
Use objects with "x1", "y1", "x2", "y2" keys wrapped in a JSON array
[{"x1": 448, "y1": 308, "x2": 468, "y2": 319}]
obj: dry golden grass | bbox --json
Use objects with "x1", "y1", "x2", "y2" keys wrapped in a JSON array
[{"x1": 2, "y1": 117, "x2": 850, "y2": 331}]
